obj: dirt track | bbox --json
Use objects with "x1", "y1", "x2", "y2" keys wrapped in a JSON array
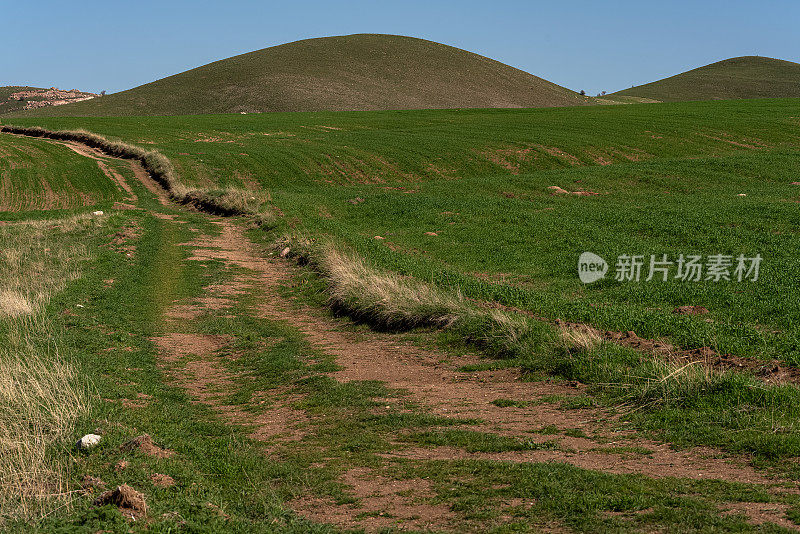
[{"x1": 153, "y1": 217, "x2": 794, "y2": 530}]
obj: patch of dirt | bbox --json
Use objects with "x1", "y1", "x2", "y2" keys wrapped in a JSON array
[
  {"x1": 534, "y1": 145, "x2": 581, "y2": 166},
  {"x1": 150, "y1": 474, "x2": 176, "y2": 488},
  {"x1": 130, "y1": 161, "x2": 170, "y2": 206},
  {"x1": 164, "y1": 304, "x2": 203, "y2": 320},
  {"x1": 120, "y1": 434, "x2": 174, "y2": 459},
  {"x1": 94, "y1": 484, "x2": 147, "y2": 520},
  {"x1": 290, "y1": 467, "x2": 456, "y2": 532},
  {"x1": 475, "y1": 146, "x2": 536, "y2": 175},
  {"x1": 719, "y1": 501, "x2": 794, "y2": 529},
  {"x1": 81, "y1": 475, "x2": 107, "y2": 494},
  {"x1": 151, "y1": 332, "x2": 229, "y2": 363},
  {"x1": 548, "y1": 185, "x2": 599, "y2": 196},
  {"x1": 249, "y1": 400, "x2": 309, "y2": 443},
  {"x1": 107, "y1": 221, "x2": 141, "y2": 257},
  {"x1": 583, "y1": 148, "x2": 614, "y2": 165},
  {"x1": 379, "y1": 444, "x2": 773, "y2": 485}
]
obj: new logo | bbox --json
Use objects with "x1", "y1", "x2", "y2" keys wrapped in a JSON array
[{"x1": 578, "y1": 252, "x2": 608, "y2": 284}]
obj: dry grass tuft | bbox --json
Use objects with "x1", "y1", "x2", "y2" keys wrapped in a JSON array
[
  {"x1": 277, "y1": 234, "x2": 553, "y2": 356},
  {"x1": 0, "y1": 336, "x2": 91, "y2": 520},
  {"x1": 558, "y1": 324, "x2": 603, "y2": 354},
  {"x1": 0, "y1": 214, "x2": 96, "y2": 317},
  {"x1": 320, "y1": 245, "x2": 461, "y2": 329},
  {"x1": 0, "y1": 290, "x2": 34, "y2": 317}
]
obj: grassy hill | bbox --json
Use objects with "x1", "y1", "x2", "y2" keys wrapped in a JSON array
[
  {"x1": 15, "y1": 34, "x2": 591, "y2": 117},
  {"x1": 612, "y1": 56, "x2": 800, "y2": 102}
]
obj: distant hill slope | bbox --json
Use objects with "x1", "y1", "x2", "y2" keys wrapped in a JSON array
[
  {"x1": 0, "y1": 86, "x2": 97, "y2": 115},
  {"x1": 612, "y1": 56, "x2": 800, "y2": 102},
  {"x1": 15, "y1": 34, "x2": 590, "y2": 117}
]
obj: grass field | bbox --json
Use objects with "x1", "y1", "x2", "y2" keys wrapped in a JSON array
[
  {"x1": 4, "y1": 97, "x2": 800, "y2": 531},
  {"x1": 0, "y1": 133, "x2": 124, "y2": 218},
  {"x1": 9, "y1": 99, "x2": 800, "y2": 361}
]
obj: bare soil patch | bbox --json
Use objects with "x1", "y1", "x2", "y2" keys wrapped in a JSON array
[
  {"x1": 290, "y1": 467, "x2": 456, "y2": 532},
  {"x1": 120, "y1": 434, "x2": 174, "y2": 459}
]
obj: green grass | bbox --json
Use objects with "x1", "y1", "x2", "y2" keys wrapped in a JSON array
[
  {"x1": 613, "y1": 56, "x2": 800, "y2": 102},
  {"x1": 13, "y1": 34, "x2": 590, "y2": 117},
  {"x1": 0, "y1": 133, "x2": 122, "y2": 217},
  {"x1": 7, "y1": 98, "x2": 800, "y2": 530},
  {"x1": 10, "y1": 98, "x2": 800, "y2": 363}
]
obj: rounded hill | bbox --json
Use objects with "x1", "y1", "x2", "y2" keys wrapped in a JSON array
[
  {"x1": 612, "y1": 56, "x2": 800, "y2": 102},
  {"x1": 19, "y1": 34, "x2": 590, "y2": 116}
]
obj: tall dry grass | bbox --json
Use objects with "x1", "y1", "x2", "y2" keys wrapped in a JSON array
[{"x1": 0, "y1": 215, "x2": 98, "y2": 523}]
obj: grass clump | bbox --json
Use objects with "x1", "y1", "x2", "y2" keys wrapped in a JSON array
[{"x1": 0, "y1": 333, "x2": 90, "y2": 522}]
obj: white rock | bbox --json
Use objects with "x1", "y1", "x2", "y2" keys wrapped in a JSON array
[
  {"x1": 92, "y1": 210, "x2": 104, "y2": 216},
  {"x1": 77, "y1": 433, "x2": 102, "y2": 450}
]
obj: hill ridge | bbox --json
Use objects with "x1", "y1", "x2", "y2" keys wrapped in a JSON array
[
  {"x1": 612, "y1": 55, "x2": 800, "y2": 102},
  {"x1": 14, "y1": 34, "x2": 591, "y2": 117}
]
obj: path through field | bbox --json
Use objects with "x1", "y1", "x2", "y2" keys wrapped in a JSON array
[{"x1": 4, "y1": 130, "x2": 798, "y2": 532}]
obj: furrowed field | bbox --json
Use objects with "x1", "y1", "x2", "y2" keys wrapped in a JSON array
[{"x1": 5, "y1": 98, "x2": 800, "y2": 532}]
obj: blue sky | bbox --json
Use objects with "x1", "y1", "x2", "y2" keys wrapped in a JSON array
[{"x1": 3, "y1": 0, "x2": 798, "y2": 96}]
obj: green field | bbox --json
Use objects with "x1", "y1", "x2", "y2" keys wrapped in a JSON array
[
  {"x1": 10, "y1": 99, "x2": 800, "y2": 361},
  {"x1": 0, "y1": 133, "x2": 124, "y2": 218},
  {"x1": 5, "y1": 98, "x2": 800, "y2": 531}
]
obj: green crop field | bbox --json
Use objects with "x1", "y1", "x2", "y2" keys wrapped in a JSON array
[
  {"x1": 0, "y1": 133, "x2": 125, "y2": 218},
  {"x1": 11, "y1": 99, "x2": 800, "y2": 361},
  {"x1": 5, "y1": 97, "x2": 800, "y2": 531}
]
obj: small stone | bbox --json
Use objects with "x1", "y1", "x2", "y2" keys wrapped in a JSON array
[
  {"x1": 737, "y1": 193, "x2": 747, "y2": 197},
  {"x1": 279, "y1": 247, "x2": 291, "y2": 258},
  {"x1": 77, "y1": 433, "x2": 102, "y2": 450},
  {"x1": 92, "y1": 210, "x2": 104, "y2": 216}
]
